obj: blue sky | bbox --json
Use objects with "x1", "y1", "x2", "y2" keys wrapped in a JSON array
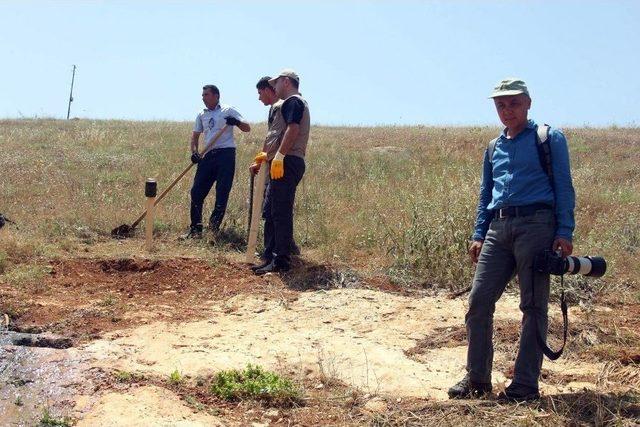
[{"x1": 1, "y1": 1, "x2": 638, "y2": 126}]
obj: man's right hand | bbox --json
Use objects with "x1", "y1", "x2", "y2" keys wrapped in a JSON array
[
  {"x1": 249, "y1": 162, "x2": 260, "y2": 175},
  {"x1": 191, "y1": 152, "x2": 201, "y2": 164},
  {"x1": 254, "y1": 151, "x2": 267, "y2": 164},
  {"x1": 469, "y1": 240, "x2": 484, "y2": 264}
]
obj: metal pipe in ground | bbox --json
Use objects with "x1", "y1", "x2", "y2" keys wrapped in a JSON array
[{"x1": 145, "y1": 178, "x2": 157, "y2": 252}]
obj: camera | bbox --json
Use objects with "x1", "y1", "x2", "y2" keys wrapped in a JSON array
[{"x1": 534, "y1": 249, "x2": 607, "y2": 277}]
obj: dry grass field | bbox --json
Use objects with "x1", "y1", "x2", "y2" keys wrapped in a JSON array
[
  {"x1": 1, "y1": 119, "x2": 638, "y2": 287},
  {"x1": 1, "y1": 119, "x2": 639, "y2": 425}
]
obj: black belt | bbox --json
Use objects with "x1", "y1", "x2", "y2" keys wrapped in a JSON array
[{"x1": 495, "y1": 203, "x2": 552, "y2": 219}]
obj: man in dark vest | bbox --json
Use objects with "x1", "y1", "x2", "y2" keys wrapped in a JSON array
[
  {"x1": 249, "y1": 77, "x2": 299, "y2": 267},
  {"x1": 252, "y1": 70, "x2": 310, "y2": 275}
]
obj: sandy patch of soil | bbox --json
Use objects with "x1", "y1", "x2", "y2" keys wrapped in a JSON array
[{"x1": 75, "y1": 385, "x2": 226, "y2": 427}]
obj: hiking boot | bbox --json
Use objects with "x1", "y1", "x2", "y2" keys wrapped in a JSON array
[
  {"x1": 254, "y1": 260, "x2": 290, "y2": 276},
  {"x1": 250, "y1": 259, "x2": 273, "y2": 272},
  {"x1": 180, "y1": 225, "x2": 203, "y2": 240},
  {"x1": 208, "y1": 218, "x2": 222, "y2": 233},
  {"x1": 290, "y1": 242, "x2": 301, "y2": 256},
  {"x1": 497, "y1": 382, "x2": 540, "y2": 402},
  {"x1": 448, "y1": 374, "x2": 492, "y2": 399}
]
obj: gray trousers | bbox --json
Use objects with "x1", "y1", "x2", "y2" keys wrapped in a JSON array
[{"x1": 466, "y1": 209, "x2": 555, "y2": 388}]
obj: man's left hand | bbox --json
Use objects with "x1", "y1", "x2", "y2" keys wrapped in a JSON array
[
  {"x1": 225, "y1": 116, "x2": 241, "y2": 127},
  {"x1": 553, "y1": 238, "x2": 573, "y2": 257},
  {"x1": 270, "y1": 152, "x2": 285, "y2": 180}
]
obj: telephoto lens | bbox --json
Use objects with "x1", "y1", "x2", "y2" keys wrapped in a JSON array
[
  {"x1": 565, "y1": 256, "x2": 607, "y2": 277},
  {"x1": 534, "y1": 250, "x2": 607, "y2": 277}
]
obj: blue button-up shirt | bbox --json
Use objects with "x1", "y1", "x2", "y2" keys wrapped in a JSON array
[
  {"x1": 472, "y1": 120, "x2": 575, "y2": 242},
  {"x1": 193, "y1": 103, "x2": 244, "y2": 150}
]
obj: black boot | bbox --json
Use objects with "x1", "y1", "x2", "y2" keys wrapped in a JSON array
[
  {"x1": 250, "y1": 259, "x2": 272, "y2": 272},
  {"x1": 497, "y1": 382, "x2": 540, "y2": 402},
  {"x1": 448, "y1": 374, "x2": 492, "y2": 399},
  {"x1": 254, "y1": 260, "x2": 290, "y2": 276},
  {"x1": 180, "y1": 225, "x2": 203, "y2": 240},
  {"x1": 290, "y1": 241, "x2": 301, "y2": 256}
]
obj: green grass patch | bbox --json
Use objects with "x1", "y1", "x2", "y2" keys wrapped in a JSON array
[
  {"x1": 98, "y1": 293, "x2": 118, "y2": 307},
  {"x1": 169, "y1": 369, "x2": 183, "y2": 385},
  {"x1": 0, "y1": 250, "x2": 8, "y2": 274},
  {"x1": 3, "y1": 264, "x2": 50, "y2": 286},
  {"x1": 210, "y1": 364, "x2": 301, "y2": 406},
  {"x1": 112, "y1": 370, "x2": 146, "y2": 383},
  {"x1": 114, "y1": 370, "x2": 133, "y2": 382},
  {"x1": 39, "y1": 408, "x2": 71, "y2": 427}
]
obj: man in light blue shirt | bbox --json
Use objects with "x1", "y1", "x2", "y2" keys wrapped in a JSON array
[
  {"x1": 449, "y1": 78, "x2": 575, "y2": 402},
  {"x1": 183, "y1": 84, "x2": 250, "y2": 238}
]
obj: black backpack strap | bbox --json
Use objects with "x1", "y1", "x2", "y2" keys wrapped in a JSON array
[{"x1": 535, "y1": 124, "x2": 554, "y2": 189}]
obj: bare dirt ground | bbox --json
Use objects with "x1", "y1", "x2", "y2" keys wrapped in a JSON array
[{"x1": 1, "y1": 241, "x2": 639, "y2": 425}]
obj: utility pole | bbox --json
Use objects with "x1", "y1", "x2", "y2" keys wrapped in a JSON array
[{"x1": 67, "y1": 65, "x2": 76, "y2": 120}]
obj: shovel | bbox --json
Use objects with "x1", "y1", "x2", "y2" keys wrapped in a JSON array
[{"x1": 111, "y1": 125, "x2": 229, "y2": 238}]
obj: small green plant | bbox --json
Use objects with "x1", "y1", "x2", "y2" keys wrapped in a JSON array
[
  {"x1": 0, "y1": 250, "x2": 8, "y2": 274},
  {"x1": 114, "y1": 370, "x2": 133, "y2": 383},
  {"x1": 210, "y1": 364, "x2": 300, "y2": 406},
  {"x1": 184, "y1": 395, "x2": 205, "y2": 411},
  {"x1": 14, "y1": 395, "x2": 23, "y2": 406},
  {"x1": 169, "y1": 369, "x2": 183, "y2": 385},
  {"x1": 98, "y1": 293, "x2": 118, "y2": 307},
  {"x1": 39, "y1": 408, "x2": 71, "y2": 427}
]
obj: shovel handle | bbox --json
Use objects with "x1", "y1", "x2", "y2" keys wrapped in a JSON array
[
  {"x1": 130, "y1": 125, "x2": 229, "y2": 229},
  {"x1": 247, "y1": 172, "x2": 255, "y2": 236}
]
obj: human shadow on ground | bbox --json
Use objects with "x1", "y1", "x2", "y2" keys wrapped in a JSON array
[
  {"x1": 278, "y1": 258, "x2": 362, "y2": 292},
  {"x1": 209, "y1": 228, "x2": 246, "y2": 251},
  {"x1": 538, "y1": 390, "x2": 640, "y2": 425}
]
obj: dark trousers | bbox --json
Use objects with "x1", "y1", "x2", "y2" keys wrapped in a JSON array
[
  {"x1": 466, "y1": 209, "x2": 555, "y2": 389},
  {"x1": 263, "y1": 155, "x2": 305, "y2": 266},
  {"x1": 190, "y1": 148, "x2": 235, "y2": 229}
]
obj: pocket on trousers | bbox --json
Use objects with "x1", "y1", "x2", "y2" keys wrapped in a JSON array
[
  {"x1": 523, "y1": 210, "x2": 554, "y2": 225},
  {"x1": 488, "y1": 219, "x2": 503, "y2": 231}
]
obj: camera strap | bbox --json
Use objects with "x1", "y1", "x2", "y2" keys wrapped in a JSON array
[{"x1": 536, "y1": 273, "x2": 568, "y2": 360}]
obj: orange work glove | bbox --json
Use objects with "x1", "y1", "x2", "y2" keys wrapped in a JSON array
[
  {"x1": 270, "y1": 151, "x2": 285, "y2": 180},
  {"x1": 254, "y1": 151, "x2": 267, "y2": 164}
]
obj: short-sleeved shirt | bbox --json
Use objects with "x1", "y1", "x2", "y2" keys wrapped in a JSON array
[{"x1": 193, "y1": 103, "x2": 244, "y2": 150}]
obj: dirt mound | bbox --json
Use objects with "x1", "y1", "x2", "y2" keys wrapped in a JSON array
[
  {"x1": 2, "y1": 257, "x2": 285, "y2": 342},
  {"x1": 99, "y1": 258, "x2": 160, "y2": 273},
  {"x1": 0, "y1": 257, "x2": 402, "y2": 345}
]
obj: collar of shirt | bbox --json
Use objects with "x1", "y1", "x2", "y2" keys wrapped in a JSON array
[
  {"x1": 204, "y1": 104, "x2": 221, "y2": 112},
  {"x1": 499, "y1": 119, "x2": 537, "y2": 140}
]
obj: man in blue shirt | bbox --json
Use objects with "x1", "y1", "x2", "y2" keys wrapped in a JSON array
[
  {"x1": 182, "y1": 84, "x2": 250, "y2": 239},
  {"x1": 448, "y1": 78, "x2": 575, "y2": 402}
]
